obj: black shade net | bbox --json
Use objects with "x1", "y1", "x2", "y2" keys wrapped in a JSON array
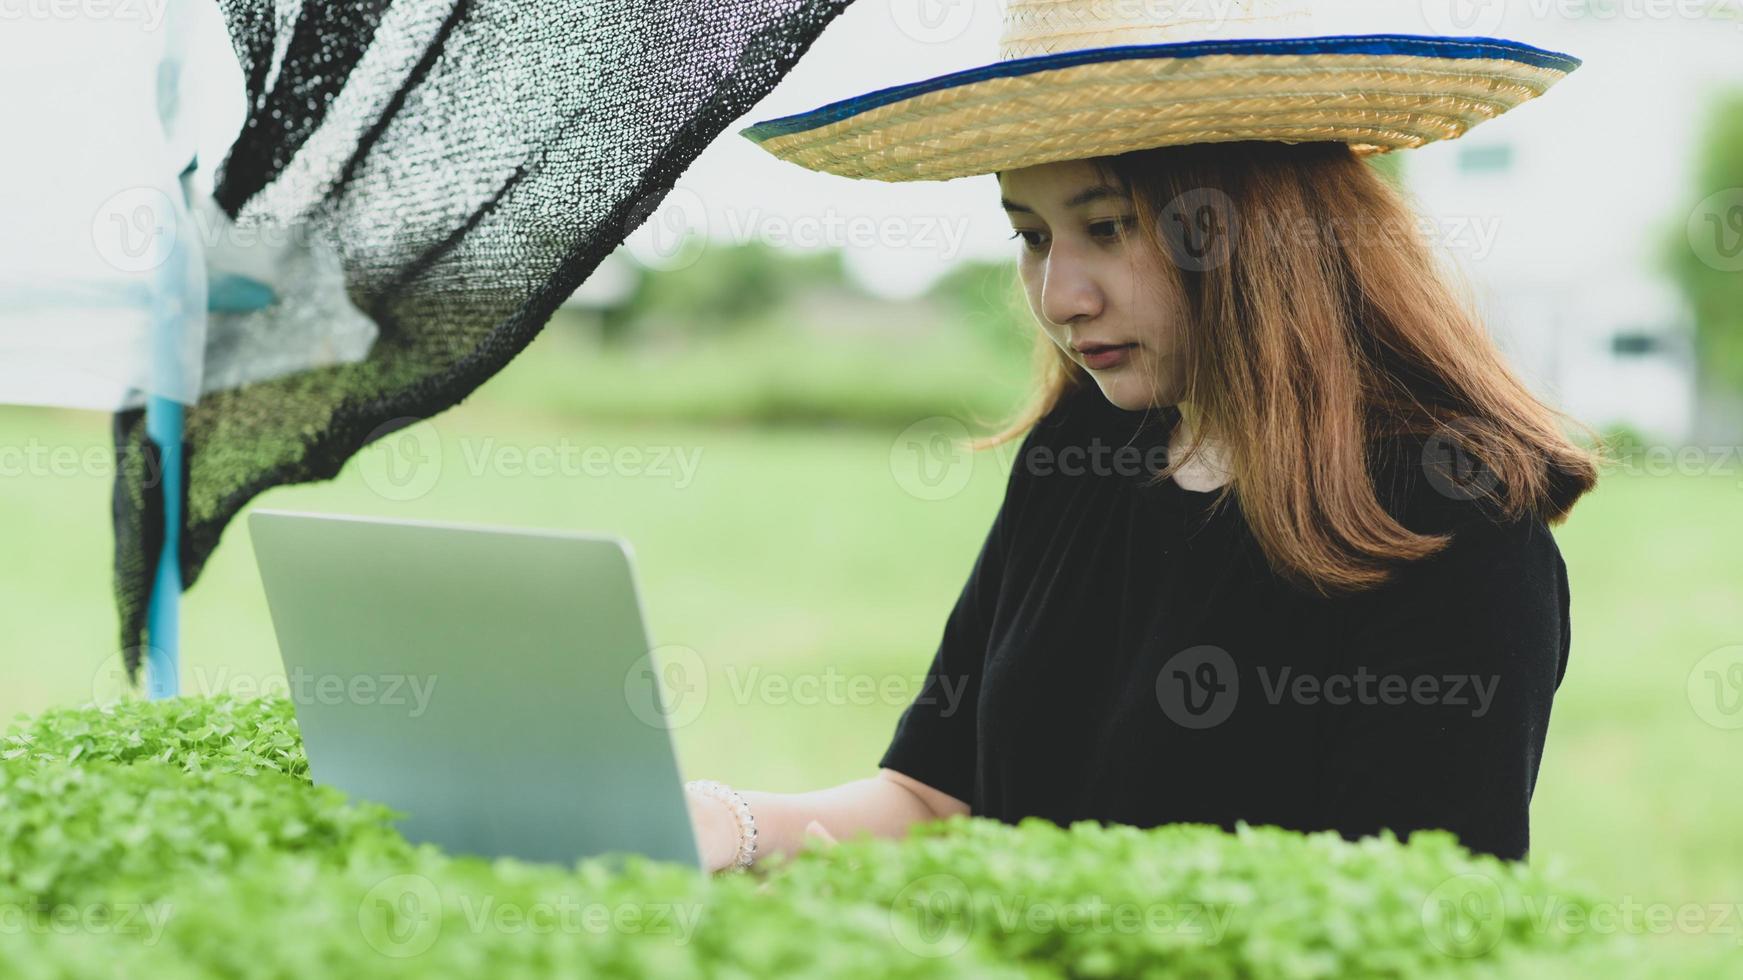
[{"x1": 112, "y1": 0, "x2": 855, "y2": 683}]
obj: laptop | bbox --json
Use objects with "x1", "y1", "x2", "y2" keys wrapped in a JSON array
[{"x1": 247, "y1": 509, "x2": 704, "y2": 874}]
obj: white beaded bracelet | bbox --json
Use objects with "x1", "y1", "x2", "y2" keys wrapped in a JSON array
[{"x1": 685, "y1": 778, "x2": 758, "y2": 871}]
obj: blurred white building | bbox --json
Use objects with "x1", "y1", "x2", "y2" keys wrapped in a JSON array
[{"x1": 1401, "y1": 11, "x2": 1742, "y2": 444}]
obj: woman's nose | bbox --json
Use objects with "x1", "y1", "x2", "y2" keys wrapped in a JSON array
[{"x1": 1040, "y1": 255, "x2": 1103, "y2": 328}]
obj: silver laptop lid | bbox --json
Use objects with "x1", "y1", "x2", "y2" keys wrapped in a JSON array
[{"x1": 247, "y1": 509, "x2": 700, "y2": 872}]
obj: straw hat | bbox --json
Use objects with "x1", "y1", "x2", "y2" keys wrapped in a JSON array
[{"x1": 739, "y1": 1, "x2": 1581, "y2": 182}]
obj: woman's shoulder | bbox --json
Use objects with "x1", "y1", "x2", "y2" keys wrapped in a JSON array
[
  {"x1": 1366, "y1": 428, "x2": 1518, "y2": 537},
  {"x1": 1342, "y1": 431, "x2": 1570, "y2": 654},
  {"x1": 1362, "y1": 429, "x2": 1567, "y2": 612}
]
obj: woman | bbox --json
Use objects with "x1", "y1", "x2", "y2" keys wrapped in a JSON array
[{"x1": 687, "y1": 5, "x2": 1604, "y2": 872}]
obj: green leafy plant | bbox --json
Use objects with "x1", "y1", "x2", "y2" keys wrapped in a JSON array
[{"x1": 0, "y1": 695, "x2": 1726, "y2": 978}]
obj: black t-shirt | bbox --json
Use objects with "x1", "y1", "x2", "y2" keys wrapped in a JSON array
[{"x1": 878, "y1": 383, "x2": 1571, "y2": 862}]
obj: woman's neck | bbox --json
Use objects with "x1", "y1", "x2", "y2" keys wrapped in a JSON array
[
  {"x1": 1176, "y1": 399, "x2": 1200, "y2": 434},
  {"x1": 1168, "y1": 401, "x2": 1234, "y2": 492}
]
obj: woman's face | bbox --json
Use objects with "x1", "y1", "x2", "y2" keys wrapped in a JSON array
[{"x1": 998, "y1": 160, "x2": 1189, "y2": 411}]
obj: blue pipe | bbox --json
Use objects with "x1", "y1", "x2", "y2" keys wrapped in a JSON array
[
  {"x1": 143, "y1": 158, "x2": 275, "y2": 699},
  {"x1": 144, "y1": 395, "x2": 183, "y2": 700}
]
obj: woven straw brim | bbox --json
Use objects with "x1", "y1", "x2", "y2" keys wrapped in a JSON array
[{"x1": 743, "y1": 47, "x2": 1577, "y2": 182}]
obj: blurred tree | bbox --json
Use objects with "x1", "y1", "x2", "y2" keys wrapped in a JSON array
[
  {"x1": 598, "y1": 153, "x2": 1412, "y2": 352},
  {"x1": 1664, "y1": 89, "x2": 1743, "y2": 400},
  {"x1": 599, "y1": 240, "x2": 851, "y2": 345},
  {"x1": 923, "y1": 257, "x2": 1034, "y2": 361}
]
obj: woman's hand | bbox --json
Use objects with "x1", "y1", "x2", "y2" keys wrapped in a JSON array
[
  {"x1": 681, "y1": 772, "x2": 946, "y2": 874},
  {"x1": 685, "y1": 785, "x2": 744, "y2": 873}
]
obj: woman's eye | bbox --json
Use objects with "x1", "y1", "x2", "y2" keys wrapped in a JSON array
[
  {"x1": 1091, "y1": 218, "x2": 1133, "y2": 239},
  {"x1": 1008, "y1": 220, "x2": 1131, "y2": 251}
]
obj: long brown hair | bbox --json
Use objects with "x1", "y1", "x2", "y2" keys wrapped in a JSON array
[{"x1": 980, "y1": 140, "x2": 1607, "y2": 597}]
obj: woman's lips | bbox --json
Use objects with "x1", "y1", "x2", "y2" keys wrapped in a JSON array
[{"x1": 1080, "y1": 343, "x2": 1135, "y2": 370}]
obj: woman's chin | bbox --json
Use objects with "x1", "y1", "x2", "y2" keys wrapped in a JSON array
[{"x1": 1094, "y1": 378, "x2": 1172, "y2": 412}]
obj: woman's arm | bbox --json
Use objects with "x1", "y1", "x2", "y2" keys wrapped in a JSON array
[
  {"x1": 1316, "y1": 512, "x2": 1570, "y2": 861},
  {"x1": 687, "y1": 768, "x2": 969, "y2": 872}
]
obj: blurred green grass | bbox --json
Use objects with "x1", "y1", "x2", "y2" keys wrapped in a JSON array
[{"x1": 0, "y1": 318, "x2": 1738, "y2": 934}]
